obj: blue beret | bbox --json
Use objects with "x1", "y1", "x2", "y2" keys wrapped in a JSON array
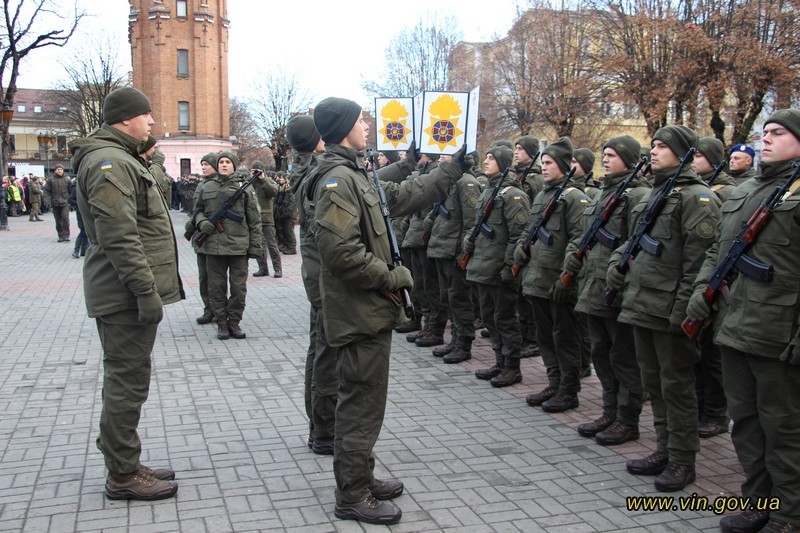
[{"x1": 730, "y1": 144, "x2": 755, "y2": 158}]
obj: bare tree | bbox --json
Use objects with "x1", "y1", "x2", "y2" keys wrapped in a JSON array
[
  {"x1": 247, "y1": 69, "x2": 314, "y2": 171},
  {"x1": 230, "y1": 97, "x2": 273, "y2": 169},
  {"x1": 0, "y1": 0, "x2": 83, "y2": 171},
  {"x1": 363, "y1": 14, "x2": 462, "y2": 97},
  {"x1": 49, "y1": 37, "x2": 125, "y2": 137}
]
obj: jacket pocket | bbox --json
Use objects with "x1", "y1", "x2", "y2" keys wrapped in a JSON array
[
  {"x1": 142, "y1": 172, "x2": 165, "y2": 218},
  {"x1": 649, "y1": 197, "x2": 679, "y2": 239},
  {"x1": 631, "y1": 262, "x2": 679, "y2": 318},
  {"x1": 741, "y1": 281, "x2": 798, "y2": 344},
  {"x1": 362, "y1": 186, "x2": 386, "y2": 237}
]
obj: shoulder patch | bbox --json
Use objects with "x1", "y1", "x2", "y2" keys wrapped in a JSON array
[
  {"x1": 324, "y1": 179, "x2": 338, "y2": 189},
  {"x1": 100, "y1": 161, "x2": 113, "y2": 170},
  {"x1": 698, "y1": 194, "x2": 711, "y2": 203},
  {"x1": 696, "y1": 218, "x2": 715, "y2": 239},
  {"x1": 514, "y1": 211, "x2": 529, "y2": 225}
]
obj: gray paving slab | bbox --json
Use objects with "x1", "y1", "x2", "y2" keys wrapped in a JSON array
[{"x1": 0, "y1": 210, "x2": 745, "y2": 531}]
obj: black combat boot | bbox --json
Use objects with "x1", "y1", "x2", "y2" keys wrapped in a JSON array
[
  {"x1": 252, "y1": 269, "x2": 269, "y2": 277},
  {"x1": 626, "y1": 451, "x2": 668, "y2": 476},
  {"x1": 490, "y1": 357, "x2": 522, "y2": 388},
  {"x1": 595, "y1": 420, "x2": 640, "y2": 445},
  {"x1": 406, "y1": 324, "x2": 429, "y2": 343},
  {"x1": 577, "y1": 414, "x2": 615, "y2": 438},
  {"x1": 217, "y1": 320, "x2": 231, "y2": 340},
  {"x1": 654, "y1": 462, "x2": 696, "y2": 492},
  {"x1": 432, "y1": 340, "x2": 456, "y2": 357},
  {"x1": 719, "y1": 510, "x2": 770, "y2": 533},
  {"x1": 228, "y1": 322, "x2": 246, "y2": 339},
  {"x1": 520, "y1": 341, "x2": 541, "y2": 358},
  {"x1": 541, "y1": 392, "x2": 579, "y2": 413},
  {"x1": 443, "y1": 338, "x2": 472, "y2": 364},
  {"x1": 475, "y1": 353, "x2": 504, "y2": 380},
  {"x1": 196, "y1": 311, "x2": 214, "y2": 325},
  {"x1": 415, "y1": 331, "x2": 444, "y2": 347},
  {"x1": 394, "y1": 320, "x2": 421, "y2": 334}
]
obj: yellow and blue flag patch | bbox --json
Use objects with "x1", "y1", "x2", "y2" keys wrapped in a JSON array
[
  {"x1": 101, "y1": 161, "x2": 113, "y2": 170},
  {"x1": 324, "y1": 179, "x2": 338, "y2": 189},
  {"x1": 698, "y1": 194, "x2": 711, "y2": 203}
]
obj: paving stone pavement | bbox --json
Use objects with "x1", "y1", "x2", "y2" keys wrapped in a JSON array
[{"x1": 0, "y1": 210, "x2": 745, "y2": 532}]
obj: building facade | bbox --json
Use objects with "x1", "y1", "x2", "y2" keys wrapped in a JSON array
[{"x1": 129, "y1": 0, "x2": 233, "y2": 178}]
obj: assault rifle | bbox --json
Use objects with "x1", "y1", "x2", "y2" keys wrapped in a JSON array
[
  {"x1": 516, "y1": 153, "x2": 539, "y2": 187},
  {"x1": 705, "y1": 159, "x2": 727, "y2": 187},
  {"x1": 511, "y1": 167, "x2": 577, "y2": 277},
  {"x1": 583, "y1": 171, "x2": 595, "y2": 187},
  {"x1": 682, "y1": 161, "x2": 800, "y2": 339},
  {"x1": 559, "y1": 158, "x2": 650, "y2": 288},
  {"x1": 192, "y1": 170, "x2": 261, "y2": 248},
  {"x1": 459, "y1": 167, "x2": 511, "y2": 271},
  {"x1": 602, "y1": 148, "x2": 697, "y2": 305},
  {"x1": 367, "y1": 150, "x2": 414, "y2": 320}
]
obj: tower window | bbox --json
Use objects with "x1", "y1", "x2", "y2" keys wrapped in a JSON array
[
  {"x1": 176, "y1": 0, "x2": 187, "y2": 18},
  {"x1": 178, "y1": 101, "x2": 190, "y2": 131},
  {"x1": 177, "y1": 49, "x2": 189, "y2": 77}
]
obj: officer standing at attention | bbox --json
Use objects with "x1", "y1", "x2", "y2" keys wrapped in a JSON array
[
  {"x1": 193, "y1": 152, "x2": 263, "y2": 340},
  {"x1": 688, "y1": 109, "x2": 800, "y2": 533},
  {"x1": 607, "y1": 125, "x2": 721, "y2": 492},
  {"x1": 310, "y1": 96, "x2": 468, "y2": 525},
  {"x1": 70, "y1": 87, "x2": 184, "y2": 500},
  {"x1": 467, "y1": 144, "x2": 531, "y2": 387}
]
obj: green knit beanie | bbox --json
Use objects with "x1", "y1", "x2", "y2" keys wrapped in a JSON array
[
  {"x1": 652, "y1": 125, "x2": 698, "y2": 160},
  {"x1": 103, "y1": 87, "x2": 152, "y2": 125},
  {"x1": 543, "y1": 137, "x2": 574, "y2": 174},
  {"x1": 251, "y1": 160, "x2": 266, "y2": 172},
  {"x1": 217, "y1": 151, "x2": 239, "y2": 171},
  {"x1": 140, "y1": 135, "x2": 157, "y2": 154},
  {"x1": 485, "y1": 145, "x2": 513, "y2": 174},
  {"x1": 573, "y1": 148, "x2": 595, "y2": 174},
  {"x1": 603, "y1": 135, "x2": 641, "y2": 169},
  {"x1": 201, "y1": 152, "x2": 218, "y2": 171},
  {"x1": 314, "y1": 97, "x2": 361, "y2": 144},
  {"x1": 515, "y1": 135, "x2": 540, "y2": 159},
  {"x1": 491, "y1": 140, "x2": 513, "y2": 150},
  {"x1": 287, "y1": 115, "x2": 322, "y2": 153},
  {"x1": 764, "y1": 108, "x2": 800, "y2": 146},
  {"x1": 697, "y1": 137, "x2": 725, "y2": 168}
]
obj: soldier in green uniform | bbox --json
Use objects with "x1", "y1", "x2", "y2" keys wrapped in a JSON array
[
  {"x1": 688, "y1": 109, "x2": 800, "y2": 533},
  {"x1": 70, "y1": 87, "x2": 183, "y2": 500},
  {"x1": 44, "y1": 164, "x2": 71, "y2": 241},
  {"x1": 466, "y1": 145, "x2": 531, "y2": 387},
  {"x1": 573, "y1": 148, "x2": 601, "y2": 200},
  {"x1": 515, "y1": 138, "x2": 588, "y2": 411},
  {"x1": 310, "y1": 97, "x2": 468, "y2": 525},
  {"x1": 562, "y1": 136, "x2": 650, "y2": 443},
  {"x1": 607, "y1": 125, "x2": 721, "y2": 492},
  {"x1": 729, "y1": 143, "x2": 757, "y2": 186},
  {"x1": 691, "y1": 136, "x2": 736, "y2": 438},
  {"x1": 193, "y1": 152, "x2": 263, "y2": 340},
  {"x1": 513, "y1": 136, "x2": 545, "y2": 358},
  {"x1": 423, "y1": 153, "x2": 482, "y2": 363},
  {"x1": 187, "y1": 153, "x2": 219, "y2": 325},
  {"x1": 252, "y1": 160, "x2": 282, "y2": 278}
]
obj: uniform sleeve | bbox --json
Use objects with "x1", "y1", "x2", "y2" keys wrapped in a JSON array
[
  {"x1": 504, "y1": 189, "x2": 532, "y2": 266},
  {"x1": 245, "y1": 186, "x2": 263, "y2": 254},
  {"x1": 313, "y1": 175, "x2": 393, "y2": 290},
  {"x1": 382, "y1": 160, "x2": 462, "y2": 217},
  {"x1": 458, "y1": 176, "x2": 481, "y2": 242},
  {"x1": 84, "y1": 163, "x2": 156, "y2": 296},
  {"x1": 671, "y1": 192, "x2": 721, "y2": 327},
  {"x1": 376, "y1": 158, "x2": 415, "y2": 184}
]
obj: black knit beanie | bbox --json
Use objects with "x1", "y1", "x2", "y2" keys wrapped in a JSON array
[
  {"x1": 573, "y1": 148, "x2": 595, "y2": 174},
  {"x1": 652, "y1": 125, "x2": 698, "y2": 160},
  {"x1": 217, "y1": 151, "x2": 239, "y2": 171},
  {"x1": 287, "y1": 115, "x2": 322, "y2": 153},
  {"x1": 764, "y1": 108, "x2": 800, "y2": 145},
  {"x1": 697, "y1": 137, "x2": 725, "y2": 168},
  {"x1": 382, "y1": 151, "x2": 400, "y2": 164},
  {"x1": 543, "y1": 137, "x2": 574, "y2": 174},
  {"x1": 103, "y1": 87, "x2": 152, "y2": 125},
  {"x1": 140, "y1": 135, "x2": 157, "y2": 154},
  {"x1": 603, "y1": 135, "x2": 642, "y2": 169},
  {"x1": 515, "y1": 135, "x2": 540, "y2": 159},
  {"x1": 201, "y1": 152, "x2": 218, "y2": 171},
  {"x1": 486, "y1": 145, "x2": 513, "y2": 174},
  {"x1": 313, "y1": 97, "x2": 361, "y2": 144}
]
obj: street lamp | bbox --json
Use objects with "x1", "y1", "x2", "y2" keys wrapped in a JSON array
[
  {"x1": 37, "y1": 132, "x2": 57, "y2": 176},
  {"x1": 0, "y1": 102, "x2": 14, "y2": 177}
]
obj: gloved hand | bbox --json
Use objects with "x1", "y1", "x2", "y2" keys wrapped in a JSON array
[
  {"x1": 551, "y1": 279, "x2": 571, "y2": 304},
  {"x1": 405, "y1": 142, "x2": 419, "y2": 166},
  {"x1": 500, "y1": 265, "x2": 516, "y2": 284},
  {"x1": 184, "y1": 220, "x2": 196, "y2": 232},
  {"x1": 513, "y1": 242, "x2": 529, "y2": 265},
  {"x1": 605, "y1": 263, "x2": 626, "y2": 291},
  {"x1": 563, "y1": 252, "x2": 583, "y2": 276},
  {"x1": 780, "y1": 336, "x2": 800, "y2": 366},
  {"x1": 386, "y1": 265, "x2": 414, "y2": 291},
  {"x1": 422, "y1": 216, "x2": 435, "y2": 234},
  {"x1": 686, "y1": 290, "x2": 711, "y2": 322},
  {"x1": 198, "y1": 219, "x2": 215, "y2": 235},
  {"x1": 137, "y1": 292, "x2": 164, "y2": 325},
  {"x1": 463, "y1": 236, "x2": 475, "y2": 255},
  {"x1": 453, "y1": 144, "x2": 469, "y2": 172}
]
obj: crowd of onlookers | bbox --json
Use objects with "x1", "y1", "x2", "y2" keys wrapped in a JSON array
[{"x1": 1, "y1": 173, "x2": 52, "y2": 230}]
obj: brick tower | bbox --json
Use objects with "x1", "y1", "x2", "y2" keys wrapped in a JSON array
[{"x1": 128, "y1": 0, "x2": 233, "y2": 178}]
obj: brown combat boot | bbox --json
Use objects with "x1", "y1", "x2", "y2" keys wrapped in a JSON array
[
  {"x1": 217, "y1": 320, "x2": 231, "y2": 340},
  {"x1": 196, "y1": 311, "x2": 213, "y2": 325},
  {"x1": 490, "y1": 358, "x2": 522, "y2": 388},
  {"x1": 105, "y1": 465, "x2": 178, "y2": 501},
  {"x1": 443, "y1": 339, "x2": 472, "y2": 364},
  {"x1": 252, "y1": 269, "x2": 270, "y2": 277},
  {"x1": 431, "y1": 340, "x2": 456, "y2": 357},
  {"x1": 228, "y1": 322, "x2": 246, "y2": 339}
]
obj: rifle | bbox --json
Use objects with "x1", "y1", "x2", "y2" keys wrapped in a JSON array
[
  {"x1": 682, "y1": 161, "x2": 800, "y2": 339},
  {"x1": 366, "y1": 150, "x2": 415, "y2": 320},
  {"x1": 192, "y1": 169, "x2": 261, "y2": 248},
  {"x1": 422, "y1": 201, "x2": 451, "y2": 244},
  {"x1": 559, "y1": 158, "x2": 650, "y2": 288},
  {"x1": 583, "y1": 170, "x2": 595, "y2": 187},
  {"x1": 705, "y1": 159, "x2": 727, "y2": 187},
  {"x1": 516, "y1": 153, "x2": 539, "y2": 187},
  {"x1": 511, "y1": 167, "x2": 577, "y2": 277},
  {"x1": 459, "y1": 167, "x2": 511, "y2": 270},
  {"x1": 602, "y1": 148, "x2": 697, "y2": 305}
]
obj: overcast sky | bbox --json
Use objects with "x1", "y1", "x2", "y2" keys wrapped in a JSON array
[{"x1": 16, "y1": 0, "x2": 521, "y2": 108}]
